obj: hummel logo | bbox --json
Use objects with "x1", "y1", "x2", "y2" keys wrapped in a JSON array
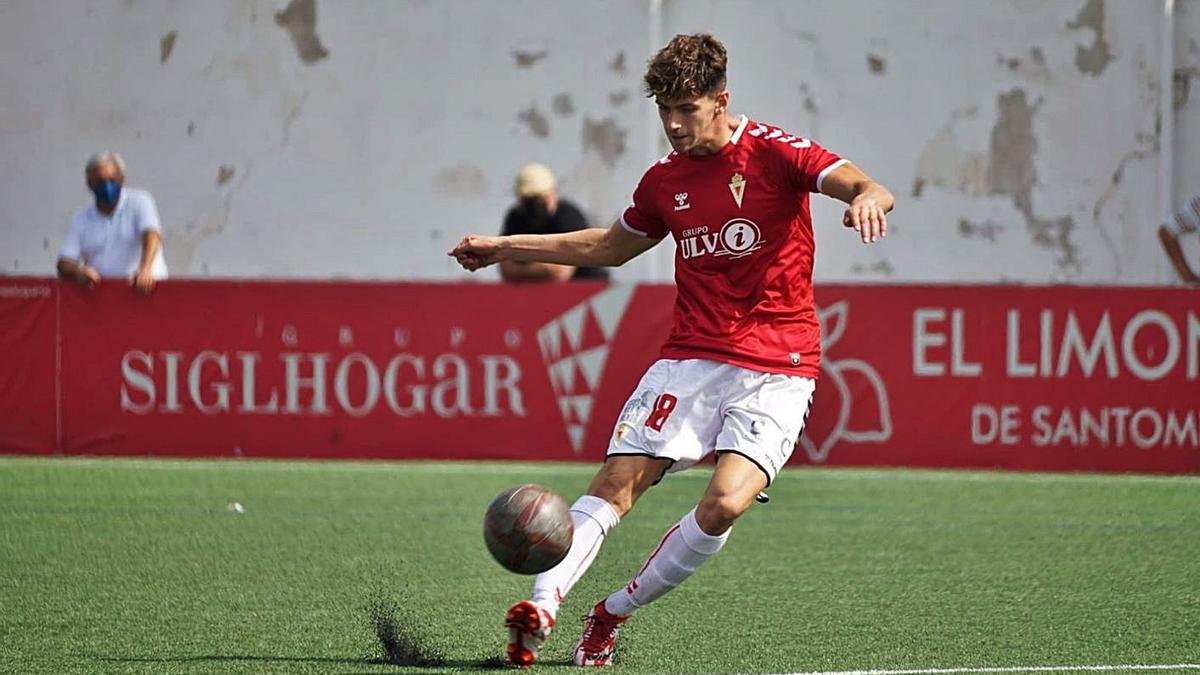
[{"x1": 674, "y1": 193, "x2": 690, "y2": 211}]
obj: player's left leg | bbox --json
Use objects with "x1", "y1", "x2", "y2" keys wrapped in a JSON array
[
  {"x1": 571, "y1": 453, "x2": 765, "y2": 666},
  {"x1": 611, "y1": 451, "x2": 766, "y2": 614}
]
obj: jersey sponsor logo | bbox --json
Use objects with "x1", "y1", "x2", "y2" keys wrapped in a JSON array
[
  {"x1": 747, "y1": 123, "x2": 812, "y2": 149},
  {"x1": 673, "y1": 192, "x2": 691, "y2": 211},
  {"x1": 728, "y1": 173, "x2": 745, "y2": 208},
  {"x1": 679, "y1": 218, "x2": 764, "y2": 261}
]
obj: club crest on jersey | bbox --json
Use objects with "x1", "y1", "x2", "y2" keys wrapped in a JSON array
[
  {"x1": 728, "y1": 173, "x2": 745, "y2": 208},
  {"x1": 679, "y1": 218, "x2": 764, "y2": 260},
  {"x1": 673, "y1": 192, "x2": 691, "y2": 211}
]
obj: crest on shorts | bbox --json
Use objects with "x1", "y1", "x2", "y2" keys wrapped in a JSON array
[
  {"x1": 728, "y1": 173, "x2": 745, "y2": 208},
  {"x1": 614, "y1": 422, "x2": 634, "y2": 444}
]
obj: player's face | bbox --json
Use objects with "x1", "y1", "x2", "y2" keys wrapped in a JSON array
[{"x1": 656, "y1": 91, "x2": 729, "y2": 155}]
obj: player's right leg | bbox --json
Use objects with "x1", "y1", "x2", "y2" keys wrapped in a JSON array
[{"x1": 506, "y1": 455, "x2": 669, "y2": 668}]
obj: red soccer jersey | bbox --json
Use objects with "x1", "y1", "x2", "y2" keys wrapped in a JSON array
[{"x1": 620, "y1": 115, "x2": 846, "y2": 379}]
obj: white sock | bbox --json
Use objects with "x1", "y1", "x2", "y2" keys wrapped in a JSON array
[
  {"x1": 530, "y1": 495, "x2": 620, "y2": 619},
  {"x1": 603, "y1": 507, "x2": 729, "y2": 617}
]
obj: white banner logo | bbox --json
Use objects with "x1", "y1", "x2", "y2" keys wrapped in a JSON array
[{"x1": 536, "y1": 285, "x2": 636, "y2": 454}]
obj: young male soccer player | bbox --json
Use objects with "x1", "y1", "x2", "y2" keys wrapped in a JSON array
[{"x1": 450, "y1": 33, "x2": 894, "y2": 668}]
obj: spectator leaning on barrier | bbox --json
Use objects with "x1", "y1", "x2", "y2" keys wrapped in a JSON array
[
  {"x1": 56, "y1": 152, "x2": 167, "y2": 294},
  {"x1": 1158, "y1": 194, "x2": 1200, "y2": 285},
  {"x1": 499, "y1": 163, "x2": 610, "y2": 283}
]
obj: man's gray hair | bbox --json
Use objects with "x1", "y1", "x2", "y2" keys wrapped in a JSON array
[{"x1": 85, "y1": 151, "x2": 126, "y2": 176}]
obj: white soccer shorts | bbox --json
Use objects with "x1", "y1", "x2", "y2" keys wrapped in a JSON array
[{"x1": 605, "y1": 358, "x2": 816, "y2": 485}]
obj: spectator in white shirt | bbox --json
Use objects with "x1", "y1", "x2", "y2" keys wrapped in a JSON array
[
  {"x1": 56, "y1": 152, "x2": 167, "y2": 294},
  {"x1": 1158, "y1": 194, "x2": 1199, "y2": 285}
]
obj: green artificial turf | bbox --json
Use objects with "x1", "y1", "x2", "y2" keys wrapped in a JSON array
[{"x1": 0, "y1": 456, "x2": 1197, "y2": 674}]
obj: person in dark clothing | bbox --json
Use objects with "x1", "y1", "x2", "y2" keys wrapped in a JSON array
[{"x1": 500, "y1": 163, "x2": 610, "y2": 282}]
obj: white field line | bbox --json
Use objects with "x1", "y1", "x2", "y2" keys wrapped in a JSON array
[{"x1": 785, "y1": 664, "x2": 1200, "y2": 675}]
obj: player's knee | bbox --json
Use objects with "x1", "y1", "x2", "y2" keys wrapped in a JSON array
[{"x1": 695, "y1": 493, "x2": 747, "y2": 535}]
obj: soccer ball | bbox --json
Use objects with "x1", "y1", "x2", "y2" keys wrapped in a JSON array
[{"x1": 483, "y1": 484, "x2": 574, "y2": 574}]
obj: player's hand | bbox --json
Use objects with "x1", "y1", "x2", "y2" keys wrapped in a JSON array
[
  {"x1": 132, "y1": 267, "x2": 156, "y2": 295},
  {"x1": 449, "y1": 235, "x2": 504, "y2": 271},
  {"x1": 843, "y1": 196, "x2": 888, "y2": 244},
  {"x1": 76, "y1": 265, "x2": 101, "y2": 289}
]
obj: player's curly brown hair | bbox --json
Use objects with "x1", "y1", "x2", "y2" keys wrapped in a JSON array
[{"x1": 643, "y1": 33, "x2": 727, "y2": 101}]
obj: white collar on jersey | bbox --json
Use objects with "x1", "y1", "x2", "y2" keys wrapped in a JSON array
[{"x1": 729, "y1": 115, "x2": 750, "y2": 145}]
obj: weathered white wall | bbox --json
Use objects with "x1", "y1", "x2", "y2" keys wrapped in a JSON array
[{"x1": 1, "y1": 0, "x2": 1196, "y2": 284}]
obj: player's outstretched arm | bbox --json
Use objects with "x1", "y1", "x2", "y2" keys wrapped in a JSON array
[
  {"x1": 449, "y1": 221, "x2": 660, "y2": 272},
  {"x1": 821, "y1": 163, "x2": 895, "y2": 244}
]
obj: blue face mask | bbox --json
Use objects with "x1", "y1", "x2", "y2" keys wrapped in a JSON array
[{"x1": 92, "y1": 179, "x2": 121, "y2": 207}]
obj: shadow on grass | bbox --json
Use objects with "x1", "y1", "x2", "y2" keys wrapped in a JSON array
[
  {"x1": 95, "y1": 592, "x2": 514, "y2": 671},
  {"x1": 95, "y1": 654, "x2": 509, "y2": 669}
]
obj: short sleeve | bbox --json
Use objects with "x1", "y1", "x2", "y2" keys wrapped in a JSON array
[
  {"x1": 58, "y1": 213, "x2": 84, "y2": 260},
  {"x1": 620, "y1": 169, "x2": 668, "y2": 239},
  {"x1": 1172, "y1": 195, "x2": 1200, "y2": 235},
  {"x1": 134, "y1": 191, "x2": 163, "y2": 234},
  {"x1": 500, "y1": 207, "x2": 525, "y2": 236},
  {"x1": 552, "y1": 201, "x2": 589, "y2": 234},
  {"x1": 785, "y1": 139, "x2": 847, "y2": 194}
]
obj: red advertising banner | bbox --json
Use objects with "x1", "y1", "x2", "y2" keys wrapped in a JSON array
[
  {"x1": 800, "y1": 286, "x2": 1198, "y2": 473},
  {"x1": 0, "y1": 279, "x2": 57, "y2": 454},
  {"x1": 1, "y1": 277, "x2": 1196, "y2": 473}
]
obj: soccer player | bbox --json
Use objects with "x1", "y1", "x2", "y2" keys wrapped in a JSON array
[{"x1": 450, "y1": 33, "x2": 894, "y2": 668}]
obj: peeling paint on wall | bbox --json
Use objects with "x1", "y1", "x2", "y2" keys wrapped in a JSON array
[
  {"x1": 159, "y1": 30, "x2": 177, "y2": 64},
  {"x1": 274, "y1": 0, "x2": 329, "y2": 65},
  {"x1": 1176, "y1": 67, "x2": 1198, "y2": 108},
  {"x1": 518, "y1": 106, "x2": 550, "y2": 138},
  {"x1": 851, "y1": 260, "x2": 894, "y2": 276},
  {"x1": 987, "y1": 89, "x2": 1079, "y2": 272},
  {"x1": 997, "y1": 47, "x2": 1051, "y2": 83},
  {"x1": 911, "y1": 110, "x2": 988, "y2": 199},
  {"x1": 798, "y1": 83, "x2": 819, "y2": 115},
  {"x1": 987, "y1": 90, "x2": 1038, "y2": 213},
  {"x1": 958, "y1": 218, "x2": 1004, "y2": 243},
  {"x1": 512, "y1": 50, "x2": 548, "y2": 68},
  {"x1": 552, "y1": 93, "x2": 575, "y2": 116},
  {"x1": 280, "y1": 94, "x2": 308, "y2": 146},
  {"x1": 582, "y1": 117, "x2": 626, "y2": 168},
  {"x1": 432, "y1": 163, "x2": 488, "y2": 196},
  {"x1": 0, "y1": 1, "x2": 1184, "y2": 284},
  {"x1": 1066, "y1": 0, "x2": 1113, "y2": 77},
  {"x1": 1091, "y1": 146, "x2": 1155, "y2": 278},
  {"x1": 610, "y1": 51, "x2": 626, "y2": 75}
]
